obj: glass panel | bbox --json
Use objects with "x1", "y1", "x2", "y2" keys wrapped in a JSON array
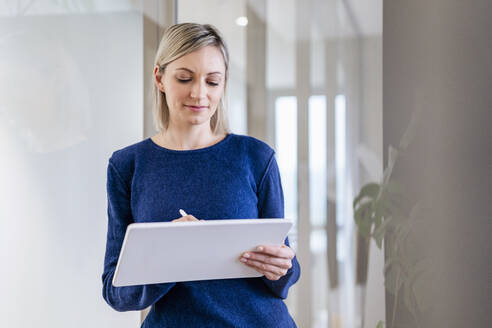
[
  {"x1": 309, "y1": 95, "x2": 328, "y2": 326},
  {"x1": 172, "y1": 1, "x2": 383, "y2": 327},
  {"x1": 309, "y1": 95, "x2": 327, "y2": 228},
  {"x1": 177, "y1": 0, "x2": 247, "y2": 135},
  {"x1": 0, "y1": 2, "x2": 144, "y2": 327},
  {"x1": 334, "y1": 93, "x2": 357, "y2": 327},
  {"x1": 310, "y1": 228, "x2": 329, "y2": 327},
  {"x1": 266, "y1": 0, "x2": 296, "y2": 90},
  {"x1": 275, "y1": 96, "x2": 298, "y2": 247},
  {"x1": 3, "y1": 0, "x2": 383, "y2": 326},
  {"x1": 335, "y1": 94, "x2": 348, "y2": 230}
]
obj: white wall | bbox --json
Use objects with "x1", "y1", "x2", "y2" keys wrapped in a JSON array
[{"x1": 0, "y1": 11, "x2": 143, "y2": 327}]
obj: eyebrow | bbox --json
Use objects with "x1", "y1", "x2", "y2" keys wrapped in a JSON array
[{"x1": 175, "y1": 67, "x2": 223, "y2": 75}]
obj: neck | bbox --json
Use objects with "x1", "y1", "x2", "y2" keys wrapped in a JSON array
[{"x1": 158, "y1": 123, "x2": 223, "y2": 151}]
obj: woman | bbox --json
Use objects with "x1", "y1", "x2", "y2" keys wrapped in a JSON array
[{"x1": 102, "y1": 23, "x2": 301, "y2": 327}]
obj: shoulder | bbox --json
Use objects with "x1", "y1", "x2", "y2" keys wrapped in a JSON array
[
  {"x1": 227, "y1": 134, "x2": 277, "y2": 185},
  {"x1": 228, "y1": 134, "x2": 275, "y2": 162},
  {"x1": 108, "y1": 139, "x2": 148, "y2": 180}
]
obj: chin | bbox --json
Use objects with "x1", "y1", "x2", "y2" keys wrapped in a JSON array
[
  {"x1": 188, "y1": 116, "x2": 211, "y2": 126},
  {"x1": 187, "y1": 111, "x2": 215, "y2": 125}
]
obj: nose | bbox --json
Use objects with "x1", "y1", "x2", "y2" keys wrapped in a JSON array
[{"x1": 190, "y1": 80, "x2": 207, "y2": 100}]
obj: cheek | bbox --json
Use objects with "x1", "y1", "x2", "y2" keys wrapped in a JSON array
[
  {"x1": 165, "y1": 86, "x2": 187, "y2": 106},
  {"x1": 209, "y1": 88, "x2": 224, "y2": 104}
]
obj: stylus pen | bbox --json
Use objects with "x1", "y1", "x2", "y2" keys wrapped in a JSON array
[{"x1": 179, "y1": 209, "x2": 204, "y2": 222}]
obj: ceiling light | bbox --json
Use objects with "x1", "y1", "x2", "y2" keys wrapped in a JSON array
[{"x1": 235, "y1": 16, "x2": 248, "y2": 27}]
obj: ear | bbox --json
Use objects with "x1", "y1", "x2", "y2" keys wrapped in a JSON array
[{"x1": 153, "y1": 65, "x2": 165, "y2": 93}]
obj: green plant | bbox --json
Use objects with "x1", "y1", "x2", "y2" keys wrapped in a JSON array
[{"x1": 353, "y1": 108, "x2": 432, "y2": 328}]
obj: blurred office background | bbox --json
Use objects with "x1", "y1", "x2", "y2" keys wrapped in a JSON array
[{"x1": 1, "y1": 1, "x2": 490, "y2": 328}]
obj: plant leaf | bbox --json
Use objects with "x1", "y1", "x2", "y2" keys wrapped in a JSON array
[
  {"x1": 353, "y1": 182, "x2": 380, "y2": 208},
  {"x1": 354, "y1": 202, "x2": 373, "y2": 238},
  {"x1": 372, "y1": 216, "x2": 393, "y2": 249},
  {"x1": 354, "y1": 201, "x2": 371, "y2": 223}
]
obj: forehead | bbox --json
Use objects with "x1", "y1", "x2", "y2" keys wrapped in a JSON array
[{"x1": 168, "y1": 45, "x2": 225, "y2": 74}]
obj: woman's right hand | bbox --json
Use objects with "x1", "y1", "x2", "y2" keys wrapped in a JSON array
[{"x1": 172, "y1": 214, "x2": 204, "y2": 222}]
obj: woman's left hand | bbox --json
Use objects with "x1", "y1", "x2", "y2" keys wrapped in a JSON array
[{"x1": 239, "y1": 244, "x2": 295, "y2": 281}]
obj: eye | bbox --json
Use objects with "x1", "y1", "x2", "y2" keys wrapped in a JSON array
[
  {"x1": 207, "y1": 81, "x2": 219, "y2": 87},
  {"x1": 177, "y1": 78, "x2": 191, "y2": 83}
]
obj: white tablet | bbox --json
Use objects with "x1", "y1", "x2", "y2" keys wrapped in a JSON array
[{"x1": 112, "y1": 219, "x2": 293, "y2": 287}]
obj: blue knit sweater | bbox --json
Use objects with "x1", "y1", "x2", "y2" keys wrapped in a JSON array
[{"x1": 102, "y1": 133, "x2": 301, "y2": 327}]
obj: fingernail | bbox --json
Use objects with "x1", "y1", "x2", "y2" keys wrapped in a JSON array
[
  {"x1": 240, "y1": 258, "x2": 247, "y2": 262},
  {"x1": 243, "y1": 253, "x2": 250, "y2": 258},
  {"x1": 257, "y1": 246, "x2": 264, "y2": 251}
]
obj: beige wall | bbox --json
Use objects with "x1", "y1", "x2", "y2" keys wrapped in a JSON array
[{"x1": 383, "y1": 0, "x2": 492, "y2": 326}]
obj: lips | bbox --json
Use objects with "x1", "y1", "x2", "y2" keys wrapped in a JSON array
[{"x1": 185, "y1": 105, "x2": 208, "y2": 112}]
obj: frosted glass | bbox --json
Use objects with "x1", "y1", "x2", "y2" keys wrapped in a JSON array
[{"x1": 0, "y1": 12, "x2": 143, "y2": 327}]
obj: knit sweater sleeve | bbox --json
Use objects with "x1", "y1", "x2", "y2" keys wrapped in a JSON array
[
  {"x1": 101, "y1": 159, "x2": 175, "y2": 312},
  {"x1": 257, "y1": 153, "x2": 301, "y2": 299}
]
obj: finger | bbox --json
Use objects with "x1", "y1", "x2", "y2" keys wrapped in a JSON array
[
  {"x1": 264, "y1": 272, "x2": 281, "y2": 281},
  {"x1": 254, "y1": 245, "x2": 295, "y2": 259},
  {"x1": 240, "y1": 258, "x2": 288, "y2": 277},
  {"x1": 258, "y1": 268, "x2": 281, "y2": 281},
  {"x1": 184, "y1": 215, "x2": 198, "y2": 221},
  {"x1": 241, "y1": 259, "x2": 282, "y2": 281},
  {"x1": 241, "y1": 252, "x2": 292, "y2": 270},
  {"x1": 178, "y1": 215, "x2": 198, "y2": 221},
  {"x1": 172, "y1": 215, "x2": 199, "y2": 222}
]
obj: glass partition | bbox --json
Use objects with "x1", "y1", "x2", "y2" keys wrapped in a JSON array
[
  {"x1": 0, "y1": 1, "x2": 170, "y2": 326},
  {"x1": 2, "y1": 0, "x2": 382, "y2": 326},
  {"x1": 178, "y1": 0, "x2": 383, "y2": 327}
]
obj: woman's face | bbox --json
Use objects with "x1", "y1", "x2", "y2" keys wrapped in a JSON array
[{"x1": 155, "y1": 45, "x2": 226, "y2": 129}]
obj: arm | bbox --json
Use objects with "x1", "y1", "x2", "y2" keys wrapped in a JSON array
[
  {"x1": 256, "y1": 154, "x2": 301, "y2": 299},
  {"x1": 102, "y1": 160, "x2": 175, "y2": 312}
]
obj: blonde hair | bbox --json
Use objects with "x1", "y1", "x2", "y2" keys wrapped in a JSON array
[{"x1": 153, "y1": 23, "x2": 230, "y2": 134}]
